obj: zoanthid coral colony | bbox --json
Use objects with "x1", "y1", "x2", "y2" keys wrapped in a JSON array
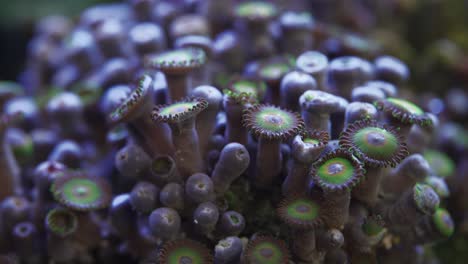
[{"x1": 0, "y1": 0, "x2": 466, "y2": 263}]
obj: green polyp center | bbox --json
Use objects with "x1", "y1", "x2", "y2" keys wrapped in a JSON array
[
  {"x1": 387, "y1": 98, "x2": 424, "y2": 115},
  {"x1": 251, "y1": 241, "x2": 284, "y2": 264},
  {"x1": 168, "y1": 247, "x2": 203, "y2": 264},
  {"x1": 362, "y1": 220, "x2": 384, "y2": 236},
  {"x1": 62, "y1": 178, "x2": 101, "y2": 206},
  {"x1": 352, "y1": 127, "x2": 398, "y2": 160},
  {"x1": 432, "y1": 208, "x2": 454, "y2": 237},
  {"x1": 156, "y1": 50, "x2": 197, "y2": 65},
  {"x1": 304, "y1": 93, "x2": 315, "y2": 101},
  {"x1": 424, "y1": 150, "x2": 455, "y2": 178},
  {"x1": 159, "y1": 102, "x2": 197, "y2": 117},
  {"x1": 152, "y1": 158, "x2": 171, "y2": 174},
  {"x1": 286, "y1": 199, "x2": 319, "y2": 221},
  {"x1": 413, "y1": 183, "x2": 439, "y2": 213},
  {"x1": 232, "y1": 80, "x2": 258, "y2": 96},
  {"x1": 317, "y1": 157, "x2": 355, "y2": 185},
  {"x1": 255, "y1": 107, "x2": 294, "y2": 133},
  {"x1": 230, "y1": 214, "x2": 240, "y2": 224},
  {"x1": 304, "y1": 138, "x2": 319, "y2": 145},
  {"x1": 47, "y1": 210, "x2": 77, "y2": 235},
  {"x1": 260, "y1": 63, "x2": 290, "y2": 79},
  {"x1": 12, "y1": 136, "x2": 34, "y2": 161},
  {"x1": 237, "y1": 2, "x2": 277, "y2": 18}
]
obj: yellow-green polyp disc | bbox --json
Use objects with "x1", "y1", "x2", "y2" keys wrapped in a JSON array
[
  {"x1": 168, "y1": 246, "x2": 204, "y2": 264},
  {"x1": 255, "y1": 107, "x2": 294, "y2": 133},
  {"x1": 236, "y1": 2, "x2": 277, "y2": 19},
  {"x1": 285, "y1": 198, "x2": 319, "y2": 221},
  {"x1": 156, "y1": 50, "x2": 197, "y2": 65},
  {"x1": 352, "y1": 127, "x2": 399, "y2": 160},
  {"x1": 424, "y1": 150, "x2": 455, "y2": 178},
  {"x1": 62, "y1": 178, "x2": 102, "y2": 207},
  {"x1": 232, "y1": 80, "x2": 259, "y2": 96},
  {"x1": 259, "y1": 63, "x2": 290, "y2": 80},
  {"x1": 387, "y1": 98, "x2": 424, "y2": 115},
  {"x1": 317, "y1": 157, "x2": 355, "y2": 185},
  {"x1": 362, "y1": 220, "x2": 384, "y2": 237},
  {"x1": 45, "y1": 208, "x2": 78, "y2": 237},
  {"x1": 433, "y1": 208, "x2": 454, "y2": 237},
  {"x1": 159, "y1": 102, "x2": 199, "y2": 117},
  {"x1": 304, "y1": 138, "x2": 320, "y2": 145},
  {"x1": 250, "y1": 241, "x2": 285, "y2": 264},
  {"x1": 160, "y1": 240, "x2": 212, "y2": 264}
]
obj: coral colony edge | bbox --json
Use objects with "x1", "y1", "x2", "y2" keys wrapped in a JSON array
[{"x1": 0, "y1": 0, "x2": 466, "y2": 263}]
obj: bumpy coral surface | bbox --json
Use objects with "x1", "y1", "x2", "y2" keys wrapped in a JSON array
[{"x1": 0, "y1": 0, "x2": 467, "y2": 263}]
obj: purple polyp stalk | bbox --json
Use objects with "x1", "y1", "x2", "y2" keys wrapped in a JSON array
[
  {"x1": 352, "y1": 166, "x2": 383, "y2": 208},
  {"x1": 322, "y1": 191, "x2": 351, "y2": 229},
  {"x1": 168, "y1": 117, "x2": 205, "y2": 179},
  {"x1": 0, "y1": 127, "x2": 21, "y2": 200},
  {"x1": 292, "y1": 229, "x2": 316, "y2": 262},
  {"x1": 112, "y1": 75, "x2": 174, "y2": 157},
  {"x1": 282, "y1": 134, "x2": 325, "y2": 196},
  {"x1": 192, "y1": 85, "x2": 222, "y2": 157},
  {"x1": 223, "y1": 96, "x2": 249, "y2": 145},
  {"x1": 254, "y1": 138, "x2": 282, "y2": 189},
  {"x1": 302, "y1": 111, "x2": 331, "y2": 134}
]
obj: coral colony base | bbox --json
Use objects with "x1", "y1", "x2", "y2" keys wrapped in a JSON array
[{"x1": 0, "y1": 0, "x2": 467, "y2": 263}]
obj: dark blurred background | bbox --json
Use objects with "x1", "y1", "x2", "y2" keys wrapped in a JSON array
[
  {"x1": 1, "y1": 0, "x2": 467, "y2": 95},
  {"x1": 0, "y1": 0, "x2": 114, "y2": 80}
]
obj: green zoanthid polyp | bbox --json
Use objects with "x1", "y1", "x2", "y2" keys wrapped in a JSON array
[
  {"x1": 159, "y1": 239, "x2": 213, "y2": 264},
  {"x1": 432, "y1": 208, "x2": 454, "y2": 237},
  {"x1": 277, "y1": 195, "x2": 323, "y2": 229},
  {"x1": 386, "y1": 97, "x2": 424, "y2": 116},
  {"x1": 245, "y1": 236, "x2": 290, "y2": 264},
  {"x1": 235, "y1": 1, "x2": 278, "y2": 19},
  {"x1": 340, "y1": 119, "x2": 408, "y2": 167},
  {"x1": 317, "y1": 157, "x2": 356, "y2": 185},
  {"x1": 352, "y1": 127, "x2": 398, "y2": 160},
  {"x1": 255, "y1": 107, "x2": 295, "y2": 133},
  {"x1": 285, "y1": 198, "x2": 320, "y2": 221},
  {"x1": 51, "y1": 172, "x2": 112, "y2": 211}
]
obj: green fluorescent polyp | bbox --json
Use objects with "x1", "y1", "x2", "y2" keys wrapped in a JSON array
[
  {"x1": 255, "y1": 107, "x2": 294, "y2": 133},
  {"x1": 317, "y1": 157, "x2": 355, "y2": 185},
  {"x1": 352, "y1": 127, "x2": 398, "y2": 160},
  {"x1": 303, "y1": 138, "x2": 320, "y2": 145},
  {"x1": 62, "y1": 178, "x2": 102, "y2": 206},
  {"x1": 159, "y1": 102, "x2": 198, "y2": 117},
  {"x1": 251, "y1": 241, "x2": 284, "y2": 264},
  {"x1": 168, "y1": 247, "x2": 203, "y2": 264},
  {"x1": 232, "y1": 80, "x2": 257, "y2": 95},
  {"x1": 45, "y1": 208, "x2": 77, "y2": 236},
  {"x1": 236, "y1": 2, "x2": 277, "y2": 18},
  {"x1": 362, "y1": 220, "x2": 384, "y2": 236},
  {"x1": 286, "y1": 198, "x2": 319, "y2": 221},
  {"x1": 387, "y1": 97, "x2": 424, "y2": 115},
  {"x1": 424, "y1": 150, "x2": 455, "y2": 178},
  {"x1": 432, "y1": 208, "x2": 454, "y2": 237},
  {"x1": 260, "y1": 63, "x2": 290, "y2": 79}
]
